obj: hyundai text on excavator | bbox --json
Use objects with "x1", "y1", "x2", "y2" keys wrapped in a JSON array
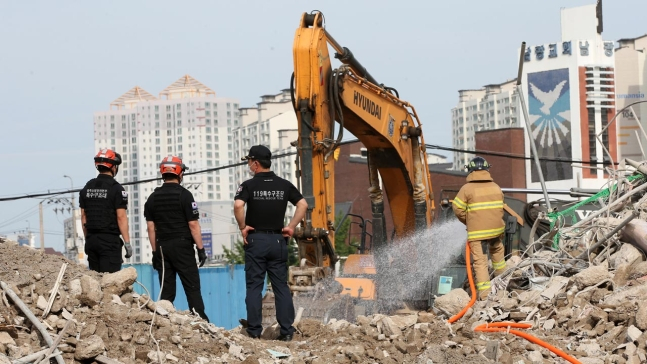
[{"x1": 269, "y1": 10, "x2": 438, "y2": 322}]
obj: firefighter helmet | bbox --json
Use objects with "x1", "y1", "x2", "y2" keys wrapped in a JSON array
[
  {"x1": 465, "y1": 156, "x2": 490, "y2": 173},
  {"x1": 159, "y1": 155, "x2": 188, "y2": 177},
  {"x1": 94, "y1": 148, "x2": 122, "y2": 170}
]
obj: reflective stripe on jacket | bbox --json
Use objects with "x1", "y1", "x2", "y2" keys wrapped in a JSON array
[{"x1": 452, "y1": 170, "x2": 505, "y2": 242}]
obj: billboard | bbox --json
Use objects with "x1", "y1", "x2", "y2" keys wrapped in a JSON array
[
  {"x1": 528, "y1": 68, "x2": 573, "y2": 182},
  {"x1": 201, "y1": 232, "x2": 212, "y2": 257}
]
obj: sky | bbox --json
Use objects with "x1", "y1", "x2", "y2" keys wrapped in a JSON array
[{"x1": 1, "y1": 0, "x2": 646, "y2": 252}]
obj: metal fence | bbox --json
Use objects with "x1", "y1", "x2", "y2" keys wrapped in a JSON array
[{"x1": 125, "y1": 264, "x2": 249, "y2": 330}]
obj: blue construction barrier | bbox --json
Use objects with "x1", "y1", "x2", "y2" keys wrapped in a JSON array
[{"x1": 124, "y1": 264, "x2": 251, "y2": 330}]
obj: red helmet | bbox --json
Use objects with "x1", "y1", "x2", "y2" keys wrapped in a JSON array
[
  {"x1": 160, "y1": 155, "x2": 188, "y2": 176},
  {"x1": 94, "y1": 148, "x2": 122, "y2": 169}
]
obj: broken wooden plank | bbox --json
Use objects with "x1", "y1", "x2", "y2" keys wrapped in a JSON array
[
  {"x1": 42, "y1": 263, "x2": 67, "y2": 318},
  {"x1": 96, "y1": 355, "x2": 126, "y2": 364},
  {"x1": 0, "y1": 281, "x2": 65, "y2": 364}
]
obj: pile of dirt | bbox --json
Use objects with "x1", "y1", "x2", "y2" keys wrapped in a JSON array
[{"x1": 2, "y1": 232, "x2": 647, "y2": 363}]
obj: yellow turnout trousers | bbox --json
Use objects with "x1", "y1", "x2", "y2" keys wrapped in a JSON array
[{"x1": 469, "y1": 234, "x2": 506, "y2": 300}]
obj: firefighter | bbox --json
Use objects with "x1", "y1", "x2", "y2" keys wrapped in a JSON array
[
  {"x1": 234, "y1": 145, "x2": 308, "y2": 341},
  {"x1": 144, "y1": 156, "x2": 209, "y2": 322},
  {"x1": 80, "y1": 148, "x2": 132, "y2": 273},
  {"x1": 452, "y1": 156, "x2": 506, "y2": 300}
]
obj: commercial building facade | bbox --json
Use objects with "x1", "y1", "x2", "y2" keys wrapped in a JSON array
[
  {"x1": 452, "y1": 3, "x2": 617, "y2": 193},
  {"x1": 614, "y1": 35, "x2": 647, "y2": 161}
]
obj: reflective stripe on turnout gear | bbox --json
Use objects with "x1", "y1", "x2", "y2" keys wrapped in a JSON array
[
  {"x1": 452, "y1": 197, "x2": 467, "y2": 210},
  {"x1": 465, "y1": 200, "x2": 504, "y2": 211},
  {"x1": 492, "y1": 260, "x2": 506, "y2": 270},
  {"x1": 467, "y1": 227, "x2": 505, "y2": 240},
  {"x1": 476, "y1": 281, "x2": 491, "y2": 291},
  {"x1": 453, "y1": 197, "x2": 504, "y2": 212}
]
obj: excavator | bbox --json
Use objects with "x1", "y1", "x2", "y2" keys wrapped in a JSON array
[{"x1": 277, "y1": 10, "x2": 437, "y2": 322}]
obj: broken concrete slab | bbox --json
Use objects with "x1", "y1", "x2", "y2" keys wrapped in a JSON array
[
  {"x1": 604, "y1": 283, "x2": 647, "y2": 306},
  {"x1": 434, "y1": 288, "x2": 470, "y2": 315},
  {"x1": 388, "y1": 314, "x2": 418, "y2": 330},
  {"x1": 74, "y1": 335, "x2": 105, "y2": 360},
  {"x1": 572, "y1": 263, "x2": 610, "y2": 290},
  {"x1": 79, "y1": 275, "x2": 103, "y2": 307},
  {"x1": 610, "y1": 243, "x2": 644, "y2": 269},
  {"x1": 100, "y1": 267, "x2": 137, "y2": 296}
]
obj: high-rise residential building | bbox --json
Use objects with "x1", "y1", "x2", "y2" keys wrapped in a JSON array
[
  {"x1": 451, "y1": 80, "x2": 522, "y2": 170},
  {"x1": 93, "y1": 75, "x2": 241, "y2": 264},
  {"x1": 614, "y1": 35, "x2": 647, "y2": 161},
  {"x1": 452, "y1": 3, "x2": 617, "y2": 192}
]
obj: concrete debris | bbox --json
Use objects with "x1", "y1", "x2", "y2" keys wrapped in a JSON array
[
  {"x1": 5, "y1": 173, "x2": 647, "y2": 364},
  {"x1": 572, "y1": 263, "x2": 610, "y2": 290},
  {"x1": 100, "y1": 266, "x2": 137, "y2": 296},
  {"x1": 434, "y1": 288, "x2": 470, "y2": 315},
  {"x1": 74, "y1": 334, "x2": 105, "y2": 360},
  {"x1": 79, "y1": 275, "x2": 103, "y2": 307}
]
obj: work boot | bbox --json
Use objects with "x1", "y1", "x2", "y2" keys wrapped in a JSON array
[
  {"x1": 276, "y1": 334, "x2": 293, "y2": 342},
  {"x1": 243, "y1": 329, "x2": 260, "y2": 339}
]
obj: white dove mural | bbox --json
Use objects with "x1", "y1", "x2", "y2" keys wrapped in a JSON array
[{"x1": 527, "y1": 68, "x2": 572, "y2": 182}]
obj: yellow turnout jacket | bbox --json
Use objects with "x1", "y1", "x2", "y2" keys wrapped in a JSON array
[{"x1": 452, "y1": 170, "x2": 505, "y2": 241}]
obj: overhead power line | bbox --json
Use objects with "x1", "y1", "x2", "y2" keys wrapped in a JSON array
[
  {"x1": 426, "y1": 144, "x2": 619, "y2": 166},
  {"x1": 0, "y1": 139, "x2": 620, "y2": 202}
]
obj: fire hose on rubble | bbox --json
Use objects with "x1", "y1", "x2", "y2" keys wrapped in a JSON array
[{"x1": 446, "y1": 244, "x2": 581, "y2": 364}]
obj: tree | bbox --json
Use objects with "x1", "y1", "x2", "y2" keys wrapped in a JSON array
[
  {"x1": 334, "y1": 211, "x2": 359, "y2": 257},
  {"x1": 223, "y1": 239, "x2": 245, "y2": 264},
  {"x1": 223, "y1": 237, "x2": 300, "y2": 266},
  {"x1": 287, "y1": 237, "x2": 299, "y2": 267}
]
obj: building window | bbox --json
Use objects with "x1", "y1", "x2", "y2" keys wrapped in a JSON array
[
  {"x1": 208, "y1": 193, "x2": 214, "y2": 199},
  {"x1": 588, "y1": 108, "x2": 597, "y2": 166}
]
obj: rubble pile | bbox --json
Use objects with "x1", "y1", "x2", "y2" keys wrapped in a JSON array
[{"x1": 2, "y1": 166, "x2": 647, "y2": 363}]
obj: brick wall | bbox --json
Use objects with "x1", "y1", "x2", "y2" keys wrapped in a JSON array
[{"x1": 474, "y1": 127, "x2": 527, "y2": 201}]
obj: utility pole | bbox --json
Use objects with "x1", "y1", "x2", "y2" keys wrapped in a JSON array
[
  {"x1": 63, "y1": 175, "x2": 78, "y2": 262},
  {"x1": 39, "y1": 201, "x2": 44, "y2": 251}
]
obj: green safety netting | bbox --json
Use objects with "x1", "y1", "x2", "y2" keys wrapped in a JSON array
[{"x1": 547, "y1": 174, "x2": 645, "y2": 248}]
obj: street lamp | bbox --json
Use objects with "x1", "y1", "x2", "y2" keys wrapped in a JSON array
[{"x1": 63, "y1": 175, "x2": 79, "y2": 262}]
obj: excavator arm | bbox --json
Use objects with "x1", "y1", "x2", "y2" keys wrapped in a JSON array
[{"x1": 289, "y1": 11, "x2": 435, "y2": 293}]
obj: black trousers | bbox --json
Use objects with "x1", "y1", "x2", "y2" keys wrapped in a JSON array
[
  {"x1": 85, "y1": 233, "x2": 122, "y2": 273},
  {"x1": 244, "y1": 232, "x2": 295, "y2": 337},
  {"x1": 157, "y1": 238, "x2": 209, "y2": 322}
]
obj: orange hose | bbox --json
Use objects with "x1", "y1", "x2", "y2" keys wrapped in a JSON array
[
  {"x1": 447, "y1": 243, "x2": 475, "y2": 323},
  {"x1": 474, "y1": 323, "x2": 581, "y2": 364},
  {"x1": 446, "y1": 242, "x2": 581, "y2": 364}
]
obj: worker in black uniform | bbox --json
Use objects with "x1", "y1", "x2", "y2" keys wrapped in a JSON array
[
  {"x1": 144, "y1": 155, "x2": 209, "y2": 322},
  {"x1": 80, "y1": 148, "x2": 132, "y2": 273},
  {"x1": 234, "y1": 145, "x2": 308, "y2": 341}
]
